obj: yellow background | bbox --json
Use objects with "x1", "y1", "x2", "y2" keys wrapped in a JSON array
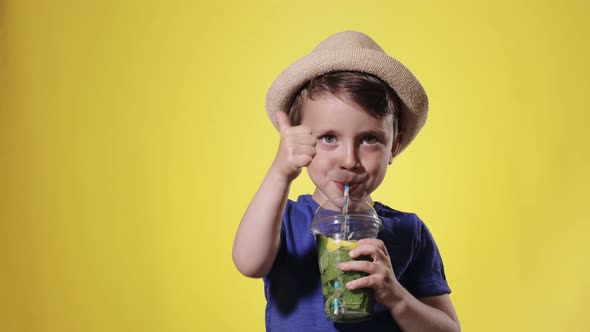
[{"x1": 1, "y1": 0, "x2": 589, "y2": 331}]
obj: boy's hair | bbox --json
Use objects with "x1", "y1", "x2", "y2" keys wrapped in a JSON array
[{"x1": 288, "y1": 71, "x2": 403, "y2": 139}]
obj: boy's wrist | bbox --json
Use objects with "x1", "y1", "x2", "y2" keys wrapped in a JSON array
[
  {"x1": 268, "y1": 162, "x2": 297, "y2": 184},
  {"x1": 385, "y1": 284, "x2": 412, "y2": 318},
  {"x1": 269, "y1": 160, "x2": 300, "y2": 183}
]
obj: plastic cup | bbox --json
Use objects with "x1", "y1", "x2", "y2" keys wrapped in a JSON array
[{"x1": 310, "y1": 197, "x2": 382, "y2": 322}]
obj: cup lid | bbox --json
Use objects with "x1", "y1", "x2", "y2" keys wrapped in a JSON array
[{"x1": 311, "y1": 197, "x2": 382, "y2": 233}]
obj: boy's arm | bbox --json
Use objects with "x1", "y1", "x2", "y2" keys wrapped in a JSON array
[
  {"x1": 232, "y1": 112, "x2": 316, "y2": 278},
  {"x1": 341, "y1": 238, "x2": 460, "y2": 332},
  {"x1": 390, "y1": 292, "x2": 460, "y2": 332},
  {"x1": 231, "y1": 167, "x2": 290, "y2": 278}
]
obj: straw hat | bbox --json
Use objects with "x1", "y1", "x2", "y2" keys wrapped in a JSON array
[{"x1": 265, "y1": 30, "x2": 429, "y2": 154}]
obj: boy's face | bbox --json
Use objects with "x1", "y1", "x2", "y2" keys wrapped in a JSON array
[{"x1": 300, "y1": 93, "x2": 398, "y2": 204}]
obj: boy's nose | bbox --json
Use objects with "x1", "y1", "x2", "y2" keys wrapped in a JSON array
[{"x1": 339, "y1": 145, "x2": 360, "y2": 170}]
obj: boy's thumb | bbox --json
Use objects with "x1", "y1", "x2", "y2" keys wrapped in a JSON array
[{"x1": 276, "y1": 111, "x2": 292, "y2": 133}]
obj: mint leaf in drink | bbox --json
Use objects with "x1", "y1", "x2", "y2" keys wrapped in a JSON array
[{"x1": 315, "y1": 235, "x2": 374, "y2": 322}]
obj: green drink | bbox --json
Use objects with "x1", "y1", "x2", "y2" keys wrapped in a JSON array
[
  {"x1": 310, "y1": 198, "x2": 382, "y2": 322},
  {"x1": 316, "y1": 234, "x2": 374, "y2": 322}
]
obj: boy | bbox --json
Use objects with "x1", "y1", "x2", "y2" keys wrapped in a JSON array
[{"x1": 233, "y1": 31, "x2": 460, "y2": 332}]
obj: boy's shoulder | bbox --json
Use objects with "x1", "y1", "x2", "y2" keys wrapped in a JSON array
[
  {"x1": 374, "y1": 201, "x2": 422, "y2": 223},
  {"x1": 284, "y1": 195, "x2": 318, "y2": 220},
  {"x1": 374, "y1": 200, "x2": 426, "y2": 236}
]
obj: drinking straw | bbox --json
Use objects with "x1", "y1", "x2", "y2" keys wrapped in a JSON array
[
  {"x1": 342, "y1": 185, "x2": 350, "y2": 215},
  {"x1": 335, "y1": 187, "x2": 349, "y2": 316},
  {"x1": 333, "y1": 281, "x2": 341, "y2": 315},
  {"x1": 340, "y1": 185, "x2": 350, "y2": 239}
]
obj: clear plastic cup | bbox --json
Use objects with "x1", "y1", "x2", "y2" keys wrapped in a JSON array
[{"x1": 310, "y1": 197, "x2": 382, "y2": 322}]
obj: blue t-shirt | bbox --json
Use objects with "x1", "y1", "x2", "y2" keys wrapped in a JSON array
[{"x1": 263, "y1": 195, "x2": 451, "y2": 331}]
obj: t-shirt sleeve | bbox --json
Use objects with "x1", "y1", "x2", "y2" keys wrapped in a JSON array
[{"x1": 404, "y1": 218, "x2": 451, "y2": 298}]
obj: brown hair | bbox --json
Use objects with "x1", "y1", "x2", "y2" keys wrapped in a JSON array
[{"x1": 288, "y1": 71, "x2": 403, "y2": 138}]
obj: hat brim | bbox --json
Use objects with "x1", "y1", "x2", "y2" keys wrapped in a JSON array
[{"x1": 266, "y1": 48, "x2": 428, "y2": 154}]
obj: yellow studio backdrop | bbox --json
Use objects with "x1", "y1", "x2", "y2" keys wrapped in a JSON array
[{"x1": 1, "y1": 0, "x2": 589, "y2": 331}]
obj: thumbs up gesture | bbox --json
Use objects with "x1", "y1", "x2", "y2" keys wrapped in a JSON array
[{"x1": 272, "y1": 111, "x2": 317, "y2": 182}]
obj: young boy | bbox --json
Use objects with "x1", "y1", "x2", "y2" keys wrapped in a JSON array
[{"x1": 233, "y1": 31, "x2": 460, "y2": 332}]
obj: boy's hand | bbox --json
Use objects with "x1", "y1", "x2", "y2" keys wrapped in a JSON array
[
  {"x1": 338, "y1": 238, "x2": 404, "y2": 308},
  {"x1": 271, "y1": 111, "x2": 316, "y2": 181}
]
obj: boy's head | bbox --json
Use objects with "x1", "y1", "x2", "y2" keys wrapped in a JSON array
[
  {"x1": 294, "y1": 78, "x2": 401, "y2": 202},
  {"x1": 266, "y1": 30, "x2": 429, "y2": 155}
]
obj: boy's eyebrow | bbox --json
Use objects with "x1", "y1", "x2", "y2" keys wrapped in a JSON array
[
  {"x1": 313, "y1": 128, "x2": 339, "y2": 135},
  {"x1": 314, "y1": 127, "x2": 333, "y2": 132},
  {"x1": 312, "y1": 128, "x2": 389, "y2": 137},
  {"x1": 360, "y1": 129, "x2": 388, "y2": 137}
]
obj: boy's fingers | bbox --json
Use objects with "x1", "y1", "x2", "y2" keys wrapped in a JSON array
[{"x1": 276, "y1": 111, "x2": 291, "y2": 134}]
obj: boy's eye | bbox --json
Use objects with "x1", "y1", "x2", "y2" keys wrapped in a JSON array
[
  {"x1": 362, "y1": 135, "x2": 379, "y2": 144},
  {"x1": 319, "y1": 135, "x2": 336, "y2": 144}
]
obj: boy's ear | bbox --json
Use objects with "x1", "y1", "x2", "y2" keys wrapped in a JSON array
[{"x1": 388, "y1": 134, "x2": 403, "y2": 165}]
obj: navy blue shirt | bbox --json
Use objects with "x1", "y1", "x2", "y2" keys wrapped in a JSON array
[{"x1": 263, "y1": 195, "x2": 451, "y2": 331}]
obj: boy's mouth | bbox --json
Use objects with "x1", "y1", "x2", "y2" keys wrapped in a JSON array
[{"x1": 334, "y1": 182, "x2": 360, "y2": 193}]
